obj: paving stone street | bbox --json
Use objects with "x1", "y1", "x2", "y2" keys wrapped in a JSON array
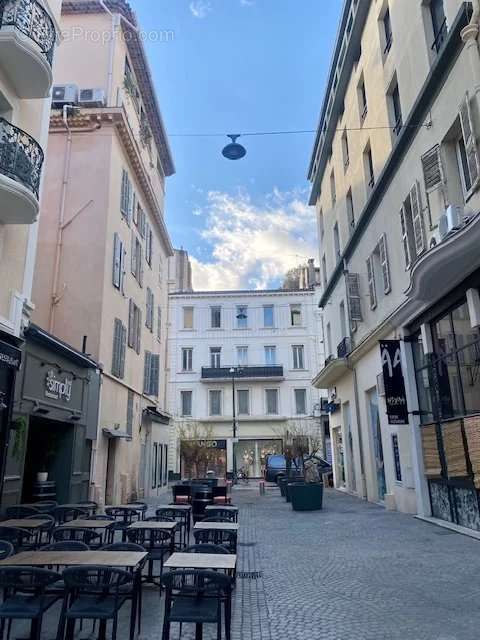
[{"x1": 13, "y1": 485, "x2": 480, "y2": 640}]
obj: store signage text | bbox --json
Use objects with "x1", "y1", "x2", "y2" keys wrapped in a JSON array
[
  {"x1": 0, "y1": 341, "x2": 21, "y2": 370},
  {"x1": 198, "y1": 439, "x2": 227, "y2": 450},
  {"x1": 45, "y1": 369, "x2": 73, "y2": 402},
  {"x1": 380, "y1": 340, "x2": 409, "y2": 425}
]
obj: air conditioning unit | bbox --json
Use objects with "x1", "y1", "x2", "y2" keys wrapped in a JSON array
[
  {"x1": 439, "y1": 205, "x2": 465, "y2": 239},
  {"x1": 78, "y1": 88, "x2": 106, "y2": 108},
  {"x1": 51, "y1": 84, "x2": 79, "y2": 109}
]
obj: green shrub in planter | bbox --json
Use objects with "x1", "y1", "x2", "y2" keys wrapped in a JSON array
[{"x1": 290, "y1": 482, "x2": 323, "y2": 511}]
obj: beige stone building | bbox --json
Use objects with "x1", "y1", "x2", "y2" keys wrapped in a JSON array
[
  {"x1": 310, "y1": 0, "x2": 480, "y2": 531},
  {"x1": 32, "y1": 0, "x2": 175, "y2": 504},
  {"x1": 0, "y1": 0, "x2": 62, "y2": 490}
]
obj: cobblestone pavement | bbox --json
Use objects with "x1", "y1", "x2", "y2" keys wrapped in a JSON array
[{"x1": 12, "y1": 486, "x2": 480, "y2": 639}]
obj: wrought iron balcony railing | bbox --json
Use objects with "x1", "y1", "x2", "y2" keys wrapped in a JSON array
[
  {"x1": 201, "y1": 365, "x2": 284, "y2": 380},
  {"x1": 0, "y1": 117, "x2": 43, "y2": 197},
  {"x1": 337, "y1": 336, "x2": 352, "y2": 359},
  {"x1": 0, "y1": 0, "x2": 56, "y2": 65}
]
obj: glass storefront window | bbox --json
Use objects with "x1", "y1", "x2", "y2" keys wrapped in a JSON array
[
  {"x1": 458, "y1": 341, "x2": 480, "y2": 414},
  {"x1": 234, "y1": 439, "x2": 282, "y2": 478}
]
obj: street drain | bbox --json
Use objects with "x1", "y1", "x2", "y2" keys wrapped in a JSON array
[
  {"x1": 238, "y1": 571, "x2": 263, "y2": 579},
  {"x1": 238, "y1": 541, "x2": 256, "y2": 547}
]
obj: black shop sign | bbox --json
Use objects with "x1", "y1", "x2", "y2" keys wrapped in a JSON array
[
  {"x1": 198, "y1": 439, "x2": 227, "y2": 450},
  {"x1": 380, "y1": 340, "x2": 408, "y2": 425}
]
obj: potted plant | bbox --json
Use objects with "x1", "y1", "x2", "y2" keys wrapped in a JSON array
[
  {"x1": 36, "y1": 443, "x2": 57, "y2": 483},
  {"x1": 290, "y1": 456, "x2": 324, "y2": 511}
]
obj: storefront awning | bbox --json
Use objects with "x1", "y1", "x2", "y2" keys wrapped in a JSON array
[
  {"x1": 143, "y1": 406, "x2": 170, "y2": 424},
  {"x1": 102, "y1": 427, "x2": 132, "y2": 441}
]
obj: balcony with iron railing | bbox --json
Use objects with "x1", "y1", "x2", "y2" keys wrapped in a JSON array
[
  {"x1": 0, "y1": 117, "x2": 43, "y2": 223},
  {"x1": 337, "y1": 336, "x2": 352, "y2": 359},
  {"x1": 201, "y1": 365, "x2": 284, "y2": 381},
  {"x1": 0, "y1": 0, "x2": 56, "y2": 98}
]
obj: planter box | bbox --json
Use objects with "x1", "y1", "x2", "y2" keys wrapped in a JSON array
[
  {"x1": 278, "y1": 477, "x2": 288, "y2": 497},
  {"x1": 285, "y1": 480, "x2": 305, "y2": 503},
  {"x1": 290, "y1": 482, "x2": 323, "y2": 511}
]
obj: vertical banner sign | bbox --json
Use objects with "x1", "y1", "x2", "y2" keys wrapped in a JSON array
[{"x1": 380, "y1": 340, "x2": 408, "y2": 425}]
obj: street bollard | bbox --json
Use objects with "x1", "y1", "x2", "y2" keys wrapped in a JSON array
[{"x1": 259, "y1": 480, "x2": 265, "y2": 496}]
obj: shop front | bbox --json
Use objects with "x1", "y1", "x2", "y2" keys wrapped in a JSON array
[
  {"x1": 3, "y1": 325, "x2": 101, "y2": 507},
  {"x1": 0, "y1": 335, "x2": 22, "y2": 500},
  {"x1": 142, "y1": 406, "x2": 170, "y2": 498},
  {"x1": 409, "y1": 274, "x2": 480, "y2": 530},
  {"x1": 233, "y1": 438, "x2": 282, "y2": 479},
  {"x1": 180, "y1": 438, "x2": 227, "y2": 479}
]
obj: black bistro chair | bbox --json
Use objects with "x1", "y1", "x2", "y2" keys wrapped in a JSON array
[
  {"x1": 184, "y1": 544, "x2": 229, "y2": 554},
  {"x1": 52, "y1": 527, "x2": 101, "y2": 547},
  {"x1": 127, "y1": 502, "x2": 148, "y2": 520},
  {"x1": 26, "y1": 514, "x2": 55, "y2": 547},
  {"x1": 105, "y1": 507, "x2": 141, "y2": 541},
  {"x1": 160, "y1": 569, "x2": 232, "y2": 640},
  {"x1": 58, "y1": 566, "x2": 133, "y2": 640},
  {"x1": 172, "y1": 485, "x2": 191, "y2": 505},
  {"x1": 202, "y1": 517, "x2": 232, "y2": 524},
  {"x1": 0, "y1": 567, "x2": 61, "y2": 640},
  {"x1": 0, "y1": 527, "x2": 35, "y2": 552},
  {"x1": 52, "y1": 506, "x2": 88, "y2": 525},
  {"x1": 4, "y1": 506, "x2": 40, "y2": 519},
  {"x1": 0, "y1": 542, "x2": 14, "y2": 561},
  {"x1": 194, "y1": 529, "x2": 237, "y2": 554},
  {"x1": 42, "y1": 541, "x2": 89, "y2": 552},
  {"x1": 101, "y1": 542, "x2": 147, "y2": 638},
  {"x1": 156, "y1": 508, "x2": 188, "y2": 548},
  {"x1": 126, "y1": 527, "x2": 172, "y2": 590},
  {"x1": 76, "y1": 501, "x2": 98, "y2": 516},
  {"x1": 204, "y1": 508, "x2": 237, "y2": 523}
]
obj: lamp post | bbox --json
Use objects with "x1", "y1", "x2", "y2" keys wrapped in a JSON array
[{"x1": 229, "y1": 367, "x2": 237, "y2": 482}]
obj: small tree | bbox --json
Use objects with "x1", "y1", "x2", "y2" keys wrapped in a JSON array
[
  {"x1": 276, "y1": 419, "x2": 324, "y2": 479},
  {"x1": 280, "y1": 264, "x2": 304, "y2": 290},
  {"x1": 178, "y1": 422, "x2": 214, "y2": 479}
]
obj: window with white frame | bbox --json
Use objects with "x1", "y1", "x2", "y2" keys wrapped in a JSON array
[
  {"x1": 112, "y1": 233, "x2": 125, "y2": 292},
  {"x1": 210, "y1": 347, "x2": 221, "y2": 368},
  {"x1": 181, "y1": 390, "x2": 192, "y2": 417},
  {"x1": 145, "y1": 287, "x2": 154, "y2": 331},
  {"x1": 128, "y1": 299, "x2": 141, "y2": 354},
  {"x1": 131, "y1": 232, "x2": 143, "y2": 286},
  {"x1": 292, "y1": 345, "x2": 305, "y2": 369},
  {"x1": 265, "y1": 389, "x2": 279, "y2": 415},
  {"x1": 236, "y1": 346, "x2": 248, "y2": 366},
  {"x1": 182, "y1": 347, "x2": 193, "y2": 372},
  {"x1": 263, "y1": 305, "x2": 274, "y2": 328},
  {"x1": 237, "y1": 389, "x2": 250, "y2": 415},
  {"x1": 364, "y1": 142, "x2": 375, "y2": 190},
  {"x1": 333, "y1": 223, "x2": 341, "y2": 262},
  {"x1": 330, "y1": 168, "x2": 336, "y2": 206},
  {"x1": 264, "y1": 346, "x2": 276, "y2": 365},
  {"x1": 183, "y1": 306, "x2": 194, "y2": 329},
  {"x1": 326, "y1": 322, "x2": 332, "y2": 357},
  {"x1": 346, "y1": 188, "x2": 355, "y2": 232},
  {"x1": 399, "y1": 181, "x2": 426, "y2": 269},
  {"x1": 290, "y1": 304, "x2": 302, "y2": 326},
  {"x1": 120, "y1": 169, "x2": 133, "y2": 223},
  {"x1": 382, "y1": 6, "x2": 393, "y2": 55},
  {"x1": 366, "y1": 233, "x2": 391, "y2": 309},
  {"x1": 358, "y1": 75, "x2": 368, "y2": 121},
  {"x1": 342, "y1": 129, "x2": 350, "y2": 169},
  {"x1": 318, "y1": 209, "x2": 325, "y2": 240},
  {"x1": 294, "y1": 388, "x2": 307, "y2": 415},
  {"x1": 157, "y1": 306, "x2": 161, "y2": 341},
  {"x1": 209, "y1": 389, "x2": 222, "y2": 416},
  {"x1": 236, "y1": 305, "x2": 248, "y2": 329},
  {"x1": 210, "y1": 306, "x2": 221, "y2": 328}
]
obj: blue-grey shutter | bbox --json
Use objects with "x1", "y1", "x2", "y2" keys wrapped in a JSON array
[
  {"x1": 126, "y1": 390, "x2": 134, "y2": 436},
  {"x1": 112, "y1": 318, "x2": 121, "y2": 376},
  {"x1": 143, "y1": 351, "x2": 152, "y2": 394},
  {"x1": 157, "y1": 306, "x2": 161, "y2": 341},
  {"x1": 136, "y1": 308, "x2": 142, "y2": 354},
  {"x1": 119, "y1": 323, "x2": 127, "y2": 378},
  {"x1": 151, "y1": 354, "x2": 160, "y2": 396},
  {"x1": 128, "y1": 299, "x2": 135, "y2": 347},
  {"x1": 131, "y1": 231, "x2": 136, "y2": 275},
  {"x1": 113, "y1": 233, "x2": 121, "y2": 288},
  {"x1": 139, "y1": 245, "x2": 144, "y2": 287},
  {"x1": 150, "y1": 292, "x2": 155, "y2": 331},
  {"x1": 121, "y1": 170, "x2": 129, "y2": 218}
]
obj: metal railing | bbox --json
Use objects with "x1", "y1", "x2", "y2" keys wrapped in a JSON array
[
  {"x1": 0, "y1": 0, "x2": 56, "y2": 65},
  {"x1": 337, "y1": 337, "x2": 352, "y2": 359},
  {"x1": 201, "y1": 365, "x2": 284, "y2": 379},
  {"x1": 431, "y1": 18, "x2": 447, "y2": 54},
  {"x1": 0, "y1": 117, "x2": 43, "y2": 197}
]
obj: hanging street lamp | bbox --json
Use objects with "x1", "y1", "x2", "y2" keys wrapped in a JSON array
[{"x1": 222, "y1": 134, "x2": 246, "y2": 160}]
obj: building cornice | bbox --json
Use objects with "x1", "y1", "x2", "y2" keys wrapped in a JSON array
[
  {"x1": 318, "y1": 3, "x2": 471, "y2": 309},
  {"x1": 61, "y1": 0, "x2": 175, "y2": 177},
  {"x1": 169, "y1": 289, "x2": 317, "y2": 299},
  {"x1": 50, "y1": 108, "x2": 174, "y2": 256}
]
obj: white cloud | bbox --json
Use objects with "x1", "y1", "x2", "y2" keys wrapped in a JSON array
[
  {"x1": 189, "y1": 1, "x2": 212, "y2": 18},
  {"x1": 190, "y1": 188, "x2": 317, "y2": 291}
]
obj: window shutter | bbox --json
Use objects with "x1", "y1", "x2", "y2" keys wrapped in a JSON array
[
  {"x1": 410, "y1": 181, "x2": 425, "y2": 256},
  {"x1": 131, "y1": 231, "x2": 136, "y2": 275},
  {"x1": 139, "y1": 245, "x2": 144, "y2": 287},
  {"x1": 132, "y1": 198, "x2": 138, "y2": 225},
  {"x1": 366, "y1": 255, "x2": 377, "y2": 310},
  {"x1": 120, "y1": 170, "x2": 129, "y2": 218},
  {"x1": 121, "y1": 245, "x2": 126, "y2": 295},
  {"x1": 157, "y1": 306, "x2": 161, "y2": 341},
  {"x1": 136, "y1": 308, "x2": 142, "y2": 354},
  {"x1": 128, "y1": 299, "x2": 135, "y2": 347},
  {"x1": 112, "y1": 318, "x2": 121, "y2": 376},
  {"x1": 129, "y1": 191, "x2": 136, "y2": 227},
  {"x1": 421, "y1": 144, "x2": 444, "y2": 193},
  {"x1": 379, "y1": 233, "x2": 391, "y2": 293},
  {"x1": 112, "y1": 233, "x2": 121, "y2": 288},
  {"x1": 459, "y1": 92, "x2": 480, "y2": 190},
  {"x1": 399, "y1": 205, "x2": 411, "y2": 269},
  {"x1": 150, "y1": 292, "x2": 155, "y2": 331},
  {"x1": 151, "y1": 354, "x2": 160, "y2": 396},
  {"x1": 119, "y1": 323, "x2": 127, "y2": 378},
  {"x1": 126, "y1": 391, "x2": 134, "y2": 436},
  {"x1": 346, "y1": 273, "x2": 362, "y2": 322},
  {"x1": 143, "y1": 351, "x2": 152, "y2": 394}
]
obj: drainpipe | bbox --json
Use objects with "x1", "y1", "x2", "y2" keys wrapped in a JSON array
[{"x1": 461, "y1": 0, "x2": 480, "y2": 97}]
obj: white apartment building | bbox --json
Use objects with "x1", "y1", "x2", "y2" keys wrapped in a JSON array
[
  {"x1": 0, "y1": 0, "x2": 62, "y2": 495},
  {"x1": 309, "y1": 0, "x2": 480, "y2": 530},
  {"x1": 168, "y1": 286, "x2": 328, "y2": 478}
]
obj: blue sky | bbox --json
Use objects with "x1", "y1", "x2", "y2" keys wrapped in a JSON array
[{"x1": 130, "y1": 0, "x2": 342, "y2": 289}]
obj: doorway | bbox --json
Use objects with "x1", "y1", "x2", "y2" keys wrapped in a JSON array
[
  {"x1": 105, "y1": 438, "x2": 117, "y2": 505},
  {"x1": 367, "y1": 388, "x2": 386, "y2": 501},
  {"x1": 22, "y1": 417, "x2": 74, "y2": 504},
  {"x1": 342, "y1": 402, "x2": 356, "y2": 492},
  {"x1": 332, "y1": 426, "x2": 345, "y2": 488}
]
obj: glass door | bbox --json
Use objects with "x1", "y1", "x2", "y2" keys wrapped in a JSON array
[{"x1": 367, "y1": 388, "x2": 386, "y2": 501}]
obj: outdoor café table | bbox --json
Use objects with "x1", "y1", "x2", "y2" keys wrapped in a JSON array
[
  {"x1": 57, "y1": 519, "x2": 115, "y2": 544},
  {"x1": 59, "y1": 503, "x2": 96, "y2": 516},
  {"x1": 205, "y1": 505, "x2": 239, "y2": 522},
  {"x1": 127, "y1": 521, "x2": 177, "y2": 585},
  {"x1": 158, "y1": 504, "x2": 192, "y2": 546},
  {"x1": 194, "y1": 522, "x2": 239, "y2": 531},
  {"x1": 164, "y1": 552, "x2": 236, "y2": 575},
  {"x1": 1, "y1": 518, "x2": 52, "y2": 547},
  {"x1": 0, "y1": 550, "x2": 147, "y2": 638}
]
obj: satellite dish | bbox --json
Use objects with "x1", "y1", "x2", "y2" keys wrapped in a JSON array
[{"x1": 222, "y1": 134, "x2": 246, "y2": 160}]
